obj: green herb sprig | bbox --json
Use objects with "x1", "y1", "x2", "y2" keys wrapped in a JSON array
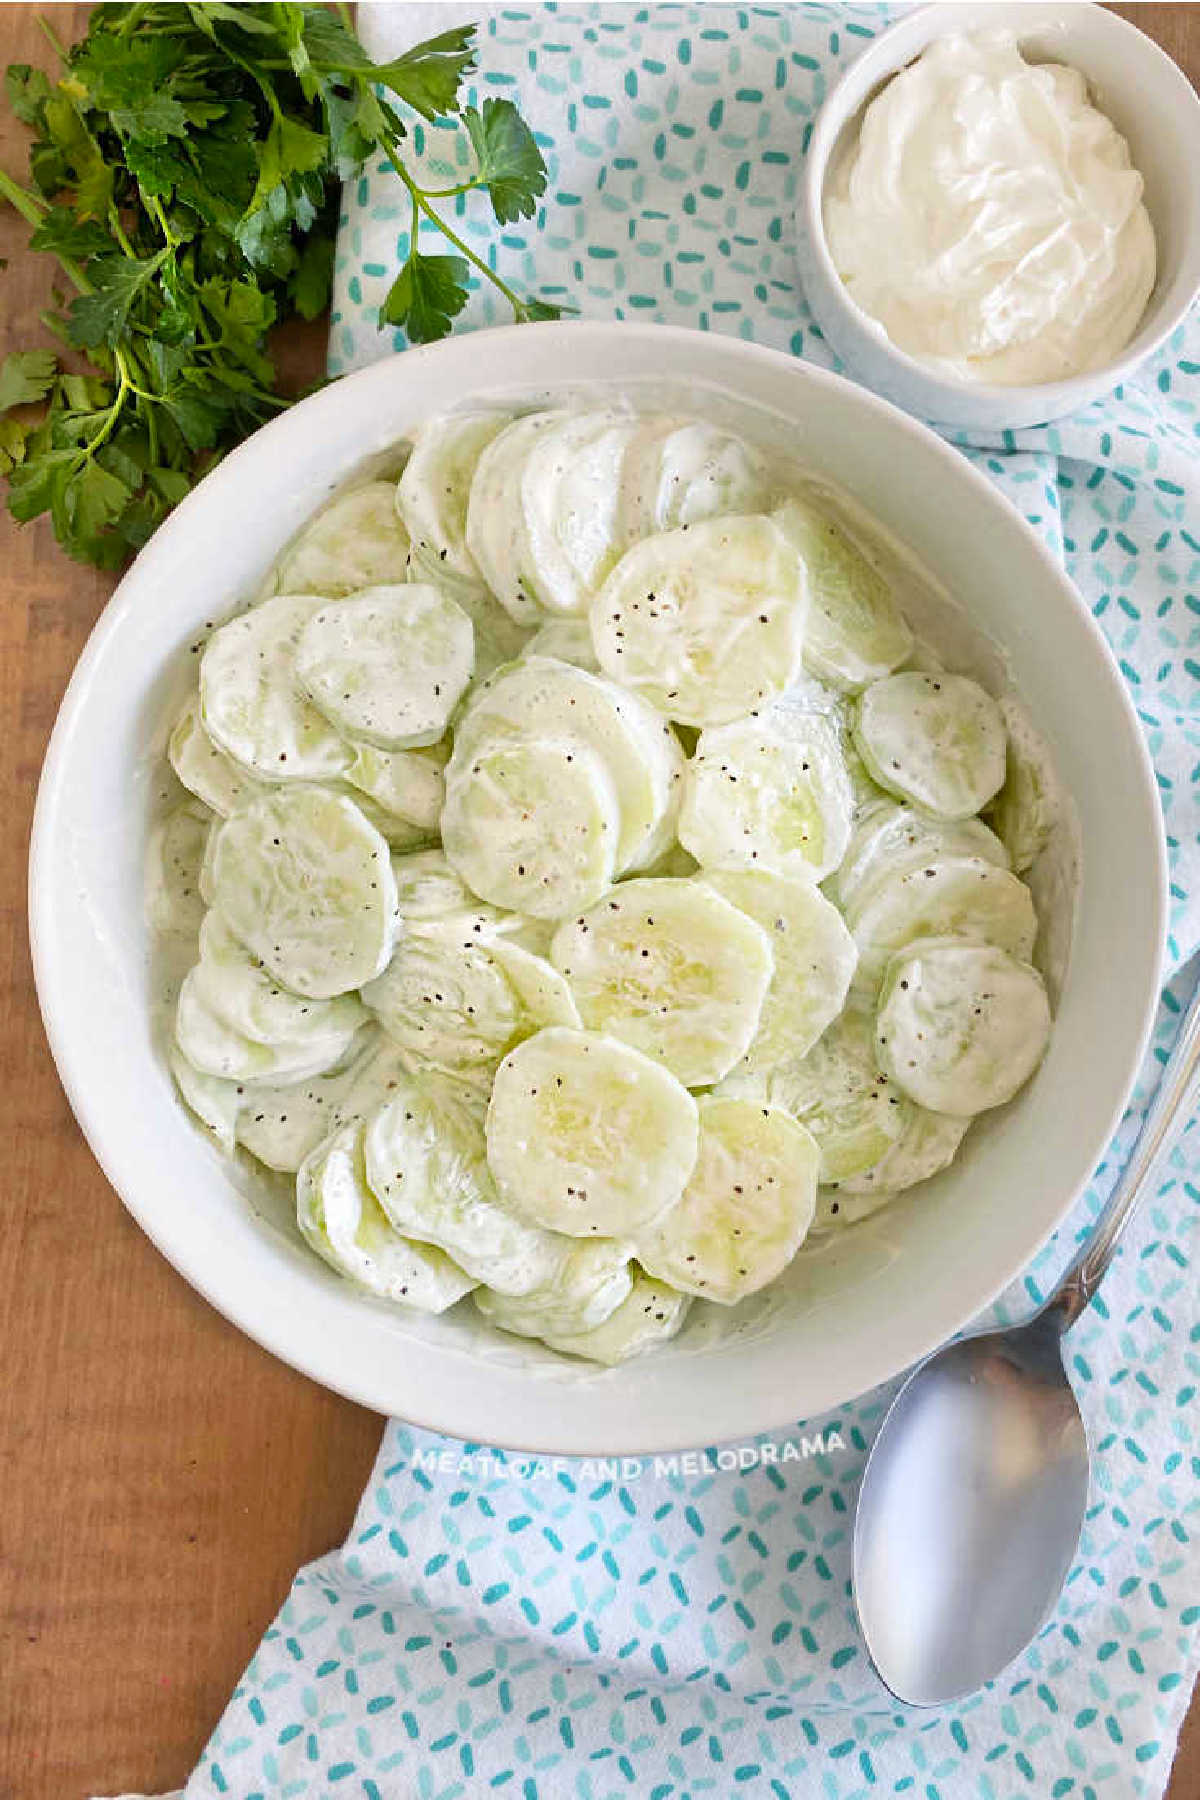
[{"x1": 0, "y1": 3, "x2": 560, "y2": 570}]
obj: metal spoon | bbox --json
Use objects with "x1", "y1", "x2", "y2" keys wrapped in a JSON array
[{"x1": 853, "y1": 979, "x2": 1200, "y2": 1707}]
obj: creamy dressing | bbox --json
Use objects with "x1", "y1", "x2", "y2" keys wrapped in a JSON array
[
  {"x1": 149, "y1": 384, "x2": 1080, "y2": 1363},
  {"x1": 824, "y1": 31, "x2": 1156, "y2": 385}
]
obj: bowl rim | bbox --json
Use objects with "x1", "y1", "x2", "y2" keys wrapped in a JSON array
[
  {"x1": 27, "y1": 319, "x2": 1168, "y2": 1452},
  {"x1": 799, "y1": 0, "x2": 1200, "y2": 411}
]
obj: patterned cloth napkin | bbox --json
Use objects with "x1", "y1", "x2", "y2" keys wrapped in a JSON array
[{"x1": 131, "y1": 7, "x2": 1200, "y2": 1797}]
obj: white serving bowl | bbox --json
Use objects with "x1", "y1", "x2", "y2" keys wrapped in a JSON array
[
  {"x1": 795, "y1": 2, "x2": 1200, "y2": 430},
  {"x1": 30, "y1": 321, "x2": 1165, "y2": 1453}
]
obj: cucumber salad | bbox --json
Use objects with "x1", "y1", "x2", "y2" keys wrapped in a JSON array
[{"x1": 150, "y1": 403, "x2": 1061, "y2": 1365}]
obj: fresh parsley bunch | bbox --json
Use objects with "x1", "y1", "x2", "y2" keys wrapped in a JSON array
[{"x1": 0, "y1": 3, "x2": 559, "y2": 570}]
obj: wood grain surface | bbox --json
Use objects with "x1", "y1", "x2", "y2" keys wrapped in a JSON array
[{"x1": 0, "y1": 8, "x2": 1196, "y2": 1797}]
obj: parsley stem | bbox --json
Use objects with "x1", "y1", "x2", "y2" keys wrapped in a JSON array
[
  {"x1": 387, "y1": 148, "x2": 528, "y2": 320},
  {"x1": 109, "y1": 207, "x2": 137, "y2": 260},
  {"x1": 0, "y1": 166, "x2": 47, "y2": 229},
  {"x1": 117, "y1": 4, "x2": 150, "y2": 39},
  {"x1": 408, "y1": 181, "x2": 421, "y2": 258},
  {"x1": 147, "y1": 195, "x2": 176, "y2": 252},
  {"x1": 37, "y1": 308, "x2": 73, "y2": 346},
  {"x1": 80, "y1": 349, "x2": 132, "y2": 462},
  {"x1": 419, "y1": 180, "x2": 485, "y2": 201},
  {"x1": 35, "y1": 14, "x2": 69, "y2": 64},
  {"x1": 0, "y1": 168, "x2": 92, "y2": 294}
]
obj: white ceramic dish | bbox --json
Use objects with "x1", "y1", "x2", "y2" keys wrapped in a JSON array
[
  {"x1": 29, "y1": 321, "x2": 1165, "y2": 1453},
  {"x1": 795, "y1": 3, "x2": 1200, "y2": 430}
]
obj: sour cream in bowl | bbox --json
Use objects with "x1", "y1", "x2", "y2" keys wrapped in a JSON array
[{"x1": 796, "y1": 3, "x2": 1200, "y2": 428}]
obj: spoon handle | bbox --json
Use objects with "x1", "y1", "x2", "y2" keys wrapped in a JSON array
[{"x1": 1046, "y1": 973, "x2": 1200, "y2": 1333}]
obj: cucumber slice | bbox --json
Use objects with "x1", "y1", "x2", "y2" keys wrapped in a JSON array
[
  {"x1": 298, "y1": 1123, "x2": 477, "y2": 1311},
  {"x1": 539, "y1": 1268, "x2": 690, "y2": 1365},
  {"x1": 744, "y1": 1010, "x2": 913, "y2": 1185},
  {"x1": 270, "y1": 481, "x2": 410, "y2": 599},
  {"x1": 848, "y1": 856, "x2": 1038, "y2": 997},
  {"x1": 486, "y1": 1028, "x2": 700, "y2": 1237},
  {"x1": 200, "y1": 594, "x2": 351, "y2": 782},
  {"x1": 451, "y1": 657, "x2": 683, "y2": 875},
  {"x1": 198, "y1": 816, "x2": 220, "y2": 906},
  {"x1": 168, "y1": 697, "x2": 268, "y2": 817},
  {"x1": 390, "y1": 851, "x2": 557, "y2": 955},
  {"x1": 853, "y1": 672, "x2": 1007, "y2": 821},
  {"x1": 363, "y1": 1076, "x2": 567, "y2": 1296},
  {"x1": 618, "y1": 418, "x2": 773, "y2": 543},
  {"x1": 842, "y1": 730, "x2": 893, "y2": 819},
  {"x1": 210, "y1": 786, "x2": 398, "y2": 998},
  {"x1": 236, "y1": 1027, "x2": 404, "y2": 1173},
  {"x1": 426, "y1": 574, "x2": 535, "y2": 680},
  {"x1": 361, "y1": 921, "x2": 578, "y2": 1074},
  {"x1": 396, "y1": 410, "x2": 511, "y2": 580},
  {"x1": 146, "y1": 801, "x2": 212, "y2": 936},
  {"x1": 636, "y1": 1096, "x2": 819, "y2": 1303},
  {"x1": 389, "y1": 848, "x2": 511, "y2": 936},
  {"x1": 442, "y1": 739, "x2": 620, "y2": 920},
  {"x1": 829, "y1": 799, "x2": 1010, "y2": 913},
  {"x1": 344, "y1": 742, "x2": 445, "y2": 832},
  {"x1": 174, "y1": 700, "x2": 439, "y2": 847},
  {"x1": 810, "y1": 1184, "x2": 895, "y2": 1231},
  {"x1": 175, "y1": 965, "x2": 357, "y2": 1084},
  {"x1": 471, "y1": 1239, "x2": 634, "y2": 1339},
  {"x1": 296, "y1": 584, "x2": 473, "y2": 751},
  {"x1": 521, "y1": 413, "x2": 639, "y2": 615},
  {"x1": 344, "y1": 792, "x2": 435, "y2": 853},
  {"x1": 827, "y1": 1107, "x2": 969, "y2": 1210},
  {"x1": 489, "y1": 937, "x2": 582, "y2": 1029},
  {"x1": 196, "y1": 911, "x2": 367, "y2": 1048},
  {"x1": 986, "y1": 696, "x2": 1061, "y2": 873},
  {"x1": 169, "y1": 1043, "x2": 240, "y2": 1155},
  {"x1": 774, "y1": 497, "x2": 912, "y2": 691},
  {"x1": 526, "y1": 616, "x2": 601, "y2": 672},
  {"x1": 590, "y1": 515, "x2": 808, "y2": 726},
  {"x1": 701, "y1": 867, "x2": 857, "y2": 1069},
  {"x1": 876, "y1": 937, "x2": 1052, "y2": 1117},
  {"x1": 678, "y1": 706, "x2": 854, "y2": 883},
  {"x1": 549, "y1": 877, "x2": 774, "y2": 1087},
  {"x1": 465, "y1": 412, "x2": 563, "y2": 624}
]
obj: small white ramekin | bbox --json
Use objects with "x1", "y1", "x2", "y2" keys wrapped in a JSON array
[{"x1": 795, "y1": 2, "x2": 1200, "y2": 430}]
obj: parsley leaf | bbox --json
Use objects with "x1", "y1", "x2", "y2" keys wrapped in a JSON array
[
  {"x1": 0, "y1": 416, "x2": 27, "y2": 475},
  {"x1": 371, "y1": 26, "x2": 477, "y2": 121},
  {"x1": 5, "y1": 64, "x2": 49, "y2": 127},
  {"x1": 517, "y1": 297, "x2": 570, "y2": 323},
  {"x1": 289, "y1": 233, "x2": 336, "y2": 322},
  {"x1": 7, "y1": 448, "x2": 76, "y2": 524},
  {"x1": 67, "y1": 253, "x2": 167, "y2": 350},
  {"x1": 380, "y1": 252, "x2": 471, "y2": 344},
  {"x1": 38, "y1": 94, "x2": 113, "y2": 218},
  {"x1": 462, "y1": 98, "x2": 549, "y2": 224},
  {"x1": 1, "y1": 5, "x2": 553, "y2": 570},
  {"x1": 244, "y1": 113, "x2": 330, "y2": 220},
  {"x1": 0, "y1": 349, "x2": 58, "y2": 411},
  {"x1": 28, "y1": 205, "x2": 114, "y2": 259},
  {"x1": 70, "y1": 37, "x2": 193, "y2": 143}
]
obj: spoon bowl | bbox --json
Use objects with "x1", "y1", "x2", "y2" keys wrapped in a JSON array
[
  {"x1": 853, "y1": 1315, "x2": 1088, "y2": 1706},
  {"x1": 853, "y1": 980, "x2": 1200, "y2": 1706}
]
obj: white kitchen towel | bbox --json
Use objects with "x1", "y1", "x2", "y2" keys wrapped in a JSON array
[{"x1": 159, "y1": 7, "x2": 1200, "y2": 1798}]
